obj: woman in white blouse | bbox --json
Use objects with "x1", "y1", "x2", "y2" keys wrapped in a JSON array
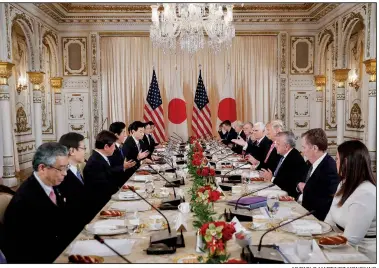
[{"x1": 325, "y1": 140, "x2": 376, "y2": 262}]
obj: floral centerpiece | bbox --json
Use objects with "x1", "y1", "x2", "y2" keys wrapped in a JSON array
[
  {"x1": 198, "y1": 221, "x2": 236, "y2": 263},
  {"x1": 196, "y1": 166, "x2": 216, "y2": 185}
]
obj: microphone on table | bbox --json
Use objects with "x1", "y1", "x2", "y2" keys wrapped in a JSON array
[
  {"x1": 94, "y1": 235, "x2": 132, "y2": 263},
  {"x1": 158, "y1": 155, "x2": 184, "y2": 186},
  {"x1": 221, "y1": 162, "x2": 251, "y2": 183},
  {"x1": 148, "y1": 164, "x2": 182, "y2": 207},
  {"x1": 128, "y1": 187, "x2": 182, "y2": 249},
  {"x1": 243, "y1": 210, "x2": 316, "y2": 264},
  {"x1": 169, "y1": 136, "x2": 181, "y2": 143},
  {"x1": 213, "y1": 153, "x2": 235, "y2": 164},
  {"x1": 173, "y1": 132, "x2": 184, "y2": 143}
]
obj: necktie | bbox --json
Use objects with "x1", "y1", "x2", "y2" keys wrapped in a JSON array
[
  {"x1": 76, "y1": 169, "x2": 84, "y2": 184},
  {"x1": 304, "y1": 165, "x2": 313, "y2": 183},
  {"x1": 147, "y1": 135, "x2": 151, "y2": 145},
  {"x1": 273, "y1": 157, "x2": 284, "y2": 177},
  {"x1": 264, "y1": 143, "x2": 276, "y2": 163},
  {"x1": 119, "y1": 146, "x2": 124, "y2": 158},
  {"x1": 49, "y1": 190, "x2": 57, "y2": 205}
]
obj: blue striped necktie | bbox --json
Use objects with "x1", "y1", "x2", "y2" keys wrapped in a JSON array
[{"x1": 273, "y1": 157, "x2": 285, "y2": 177}]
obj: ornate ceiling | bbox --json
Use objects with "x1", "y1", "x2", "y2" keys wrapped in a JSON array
[{"x1": 34, "y1": 3, "x2": 339, "y2": 24}]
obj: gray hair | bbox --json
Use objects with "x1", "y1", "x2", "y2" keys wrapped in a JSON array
[
  {"x1": 254, "y1": 122, "x2": 265, "y2": 131},
  {"x1": 243, "y1": 122, "x2": 254, "y2": 128},
  {"x1": 32, "y1": 142, "x2": 68, "y2": 171},
  {"x1": 271, "y1": 120, "x2": 284, "y2": 132},
  {"x1": 234, "y1": 121, "x2": 244, "y2": 128},
  {"x1": 277, "y1": 131, "x2": 296, "y2": 148}
]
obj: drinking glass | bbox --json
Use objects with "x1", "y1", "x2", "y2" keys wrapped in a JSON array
[
  {"x1": 295, "y1": 239, "x2": 313, "y2": 262},
  {"x1": 267, "y1": 194, "x2": 279, "y2": 214},
  {"x1": 145, "y1": 181, "x2": 155, "y2": 198}
]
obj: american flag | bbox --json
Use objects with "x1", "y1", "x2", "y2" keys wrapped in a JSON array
[
  {"x1": 143, "y1": 69, "x2": 166, "y2": 143},
  {"x1": 192, "y1": 70, "x2": 212, "y2": 138}
]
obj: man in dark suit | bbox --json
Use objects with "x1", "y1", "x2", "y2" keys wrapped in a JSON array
[
  {"x1": 3, "y1": 142, "x2": 71, "y2": 263},
  {"x1": 218, "y1": 122, "x2": 226, "y2": 141},
  {"x1": 109, "y1": 122, "x2": 136, "y2": 185},
  {"x1": 58, "y1": 132, "x2": 89, "y2": 242},
  {"x1": 297, "y1": 128, "x2": 339, "y2": 221},
  {"x1": 83, "y1": 131, "x2": 123, "y2": 222},
  {"x1": 122, "y1": 121, "x2": 150, "y2": 170},
  {"x1": 142, "y1": 122, "x2": 162, "y2": 162},
  {"x1": 231, "y1": 121, "x2": 246, "y2": 154},
  {"x1": 260, "y1": 131, "x2": 308, "y2": 198},
  {"x1": 221, "y1": 120, "x2": 238, "y2": 146}
]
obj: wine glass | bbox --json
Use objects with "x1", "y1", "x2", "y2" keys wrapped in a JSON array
[
  {"x1": 267, "y1": 194, "x2": 279, "y2": 215},
  {"x1": 295, "y1": 239, "x2": 313, "y2": 262},
  {"x1": 145, "y1": 181, "x2": 155, "y2": 198}
]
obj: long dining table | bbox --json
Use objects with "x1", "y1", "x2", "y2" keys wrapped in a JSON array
[{"x1": 55, "y1": 163, "x2": 372, "y2": 264}]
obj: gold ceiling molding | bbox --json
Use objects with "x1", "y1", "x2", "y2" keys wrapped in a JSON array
[
  {"x1": 314, "y1": 75, "x2": 326, "y2": 87},
  {"x1": 99, "y1": 31, "x2": 279, "y2": 37},
  {"x1": 33, "y1": 3, "x2": 339, "y2": 24},
  {"x1": 333, "y1": 69, "x2": 350, "y2": 82},
  {"x1": 58, "y1": 3, "x2": 316, "y2": 13}
]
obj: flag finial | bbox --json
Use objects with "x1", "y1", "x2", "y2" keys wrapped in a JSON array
[{"x1": 198, "y1": 64, "x2": 202, "y2": 70}]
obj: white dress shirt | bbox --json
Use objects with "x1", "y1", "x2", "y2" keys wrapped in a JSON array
[
  {"x1": 34, "y1": 171, "x2": 53, "y2": 198},
  {"x1": 325, "y1": 181, "x2": 376, "y2": 262},
  {"x1": 271, "y1": 148, "x2": 292, "y2": 182},
  {"x1": 95, "y1": 150, "x2": 111, "y2": 166},
  {"x1": 132, "y1": 136, "x2": 141, "y2": 152}
]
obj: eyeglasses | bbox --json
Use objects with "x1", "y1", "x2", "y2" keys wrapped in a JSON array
[
  {"x1": 78, "y1": 146, "x2": 87, "y2": 151},
  {"x1": 48, "y1": 165, "x2": 70, "y2": 173}
]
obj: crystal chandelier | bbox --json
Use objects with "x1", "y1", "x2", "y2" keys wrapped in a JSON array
[{"x1": 150, "y1": 4, "x2": 235, "y2": 54}]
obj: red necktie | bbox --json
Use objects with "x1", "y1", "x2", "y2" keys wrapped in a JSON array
[
  {"x1": 49, "y1": 190, "x2": 57, "y2": 205},
  {"x1": 264, "y1": 143, "x2": 275, "y2": 163}
]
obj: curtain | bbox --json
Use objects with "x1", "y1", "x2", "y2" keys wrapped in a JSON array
[{"x1": 100, "y1": 36, "x2": 278, "y2": 136}]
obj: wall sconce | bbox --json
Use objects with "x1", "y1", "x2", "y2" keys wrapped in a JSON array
[
  {"x1": 348, "y1": 69, "x2": 360, "y2": 91},
  {"x1": 16, "y1": 76, "x2": 28, "y2": 94}
]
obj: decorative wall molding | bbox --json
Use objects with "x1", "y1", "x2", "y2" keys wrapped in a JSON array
[
  {"x1": 289, "y1": 76, "x2": 315, "y2": 87},
  {"x1": 347, "y1": 102, "x2": 365, "y2": 130},
  {"x1": 279, "y1": 77, "x2": 287, "y2": 126},
  {"x1": 294, "y1": 120, "x2": 310, "y2": 130},
  {"x1": 294, "y1": 92, "x2": 310, "y2": 117},
  {"x1": 14, "y1": 105, "x2": 32, "y2": 135},
  {"x1": 280, "y1": 33, "x2": 287, "y2": 74},
  {"x1": 62, "y1": 37, "x2": 88, "y2": 76},
  {"x1": 16, "y1": 140, "x2": 35, "y2": 164},
  {"x1": 290, "y1": 36, "x2": 315, "y2": 74},
  {"x1": 92, "y1": 79, "x2": 100, "y2": 139},
  {"x1": 67, "y1": 95, "x2": 85, "y2": 119},
  {"x1": 63, "y1": 78, "x2": 89, "y2": 89}
]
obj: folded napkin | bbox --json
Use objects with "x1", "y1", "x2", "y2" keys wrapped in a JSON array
[
  {"x1": 291, "y1": 220, "x2": 322, "y2": 235},
  {"x1": 110, "y1": 201, "x2": 151, "y2": 212},
  {"x1": 133, "y1": 175, "x2": 152, "y2": 182},
  {"x1": 68, "y1": 239, "x2": 136, "y2": 257},
  {"x1": 231, "y1": 216, "x2": 246, "y2": 233},
  {"x1": 277, "y1": 240, "x2": 328, "y2": 263}
]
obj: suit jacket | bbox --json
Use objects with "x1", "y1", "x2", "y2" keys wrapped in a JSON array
[
  {"x1": 3, "y1": 175, "x2": 69, "y2": 263},
  {"x1": 246, "y1": 136, "x2": 272, "y2": 164},
  {"x1": 222, "y1": 128, "x2": 238, "y2": 145},
  {"x1": 142, "y1": 134, "x2": 156, "y2": 158},
  {"x1": 302, "y1": 154, "x2": 339, "y2": 221},
  {"x1": 272, "y1": 149, "x2": 308, "y2": 198},
  {"x1": 108, "y1": 145, "x2": 134, "y2": 186},
  {"x1": 58, "y1": 169, "x2": 87, "y2": 242},
  {"x1": 218, "y1": 130, "x2": 225, "y2": 140},
  {"x1": 83, "y1": 150, "x2": 120, "y2": 222},
  {"x1": 122, "y1": 136, "x2": 148, "y2": 173},
  {"x1": 257, "y1": 146, "x2": 282, "y2": 172},
  {"x1": 231, "y1": 131, "x2": 246, "y2": 154}
]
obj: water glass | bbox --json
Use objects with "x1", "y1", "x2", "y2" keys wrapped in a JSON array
[
  {"x1": 295, "y1": 239, "x2": 313, "y2": 262},
  {"x1": 145, "y1": 181, "x2": 155, "y2": 198},
  {"x1": 267, "y1": 194, "x2": 279, "y2": 214}
]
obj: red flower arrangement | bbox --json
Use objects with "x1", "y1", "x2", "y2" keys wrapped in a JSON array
[
  {"x1": 199, "y1": 221, "x2": 236, "y2": 257},
  {"x1": 197, "y1": 185, "x2": 221, "y2": 203}
]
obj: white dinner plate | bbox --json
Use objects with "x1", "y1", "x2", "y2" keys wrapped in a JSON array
[
  {"x1": 85, "y1": 219, "x2": 128, "y2": 235},
  {"x1": 279, "y1": 219, "x2": 332, "y2": 236}
]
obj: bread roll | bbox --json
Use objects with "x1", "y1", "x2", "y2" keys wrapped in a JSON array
[{"x1": 319, "y1": 235, "x2": 347, "y2": 245}]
